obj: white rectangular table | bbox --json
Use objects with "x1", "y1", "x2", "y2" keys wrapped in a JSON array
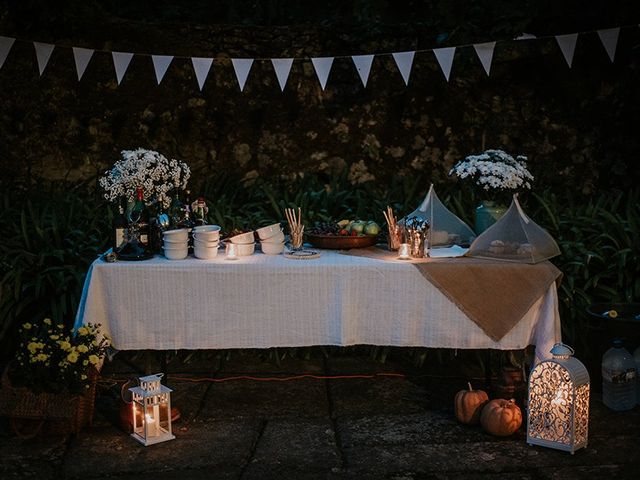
[{"x1": 74, "y1": 250, "x2": 561, "y2": 363}]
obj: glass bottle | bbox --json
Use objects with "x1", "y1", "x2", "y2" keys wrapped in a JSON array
[
  {"x1": 129, "y1": 187, "x2": 150, "y2": 248},
  {"x1": 168, "y1": 189, "x2": 184, "y2": 228},
  {"x1": 193, "y1": 197, "x2": 208, "y2": 226},
  {"x1": 113, "y1": 197, "x2": 128, "y2": 252},
  {"x1": 602, "y1": 339, "x2": 637, "y2": 411}
]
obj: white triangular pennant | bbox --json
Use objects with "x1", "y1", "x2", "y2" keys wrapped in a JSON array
[
  {"x1": 433, "y1": 47, "x2": 456, "y2": 81},
  {"x1": 392, "y1": 51, "x2": 415, "y2": 86},
  {"x1": 0, "y1": 36, "x2": 15, "y2": 69},
  {"x1": 271, "y1": 58, "x2": 294, "y2": 91},
  {"x1": 597, "y1": 27, "x2": 620, "y2": 62},
  {"x1": 555, "y1": 33, "x2": 578, "y2": 68},
  {"x1": 72, "y1": 47, "x2": 94, "y2": 81},
  {"x1": 311, "y1": 57, "x2": 334, "y2": 90},
  {"x1": 33, "y1": 42, "x2": 54, "y2": 76},
  {"x1": 473, "y1": 42, "x2": 495, "y2": 76},
  {"x1": 351, "y1": 54, "x2": 374, "y2": 87},
  {"x1": 112, "y1": 51, "x2": 134, "y2": 85},
  {"x1": 152, "y1": 55, "x2": 173, "y2": 84},
  {"x1": 191, "y1": 57, "x2": 213, "y2": 91},
  {"x1": 231, "y1": 58, "x2": 254, "y2": 91}
]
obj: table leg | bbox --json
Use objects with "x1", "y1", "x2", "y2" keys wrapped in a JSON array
[{"x1": 484, "y1": 349, "x2": 492, "y2": 389}]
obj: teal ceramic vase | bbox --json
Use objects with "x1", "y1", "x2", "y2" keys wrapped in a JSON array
[{"x1": 475, "y1": 200, "x2": 507, "y2": 234}]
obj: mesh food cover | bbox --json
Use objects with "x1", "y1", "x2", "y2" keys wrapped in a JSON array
[
  {"x1": 466, "y1": 195, "x2": 561, "y2": 263},
  {"x1": 406, "y1": 185, "x2": 476, "y2": 247}
]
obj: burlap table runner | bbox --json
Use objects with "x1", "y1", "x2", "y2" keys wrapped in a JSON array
[{"x1": 342, "y1": 247, "x2": 562, "y2": 341}]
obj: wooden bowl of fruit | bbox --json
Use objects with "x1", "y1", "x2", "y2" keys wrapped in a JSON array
[{"x1": 306, "y1": 220, "x2": 381, "y2": 249}]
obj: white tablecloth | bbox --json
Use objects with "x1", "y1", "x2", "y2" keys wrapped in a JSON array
[{"x1": 74, "y1": 250, "x2": 561, "y2": 362}]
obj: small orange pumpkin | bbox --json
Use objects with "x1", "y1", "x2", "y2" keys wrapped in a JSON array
[
  {"x1": 454, "y1": 382, "x2": 489, "y2": 425},
  {"x1": 480, "y1": 398, "x2": 523, "y2": 436}
]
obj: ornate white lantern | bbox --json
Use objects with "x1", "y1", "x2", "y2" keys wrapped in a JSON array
[
  {"x1": 527, "y1": 343, "x2": 590, "y2": 454},
  {"x1": 129, "y1": 373, "x2": 175, "y2": 446}
]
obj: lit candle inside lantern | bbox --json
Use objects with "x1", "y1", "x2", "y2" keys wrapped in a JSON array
[
  {"x1": 226, "y1": 243, "x2": 238, "y2": 260},
  {"x1": 398, "y1": 243, "x2": 410, "y2": 260},
  {"x1": 144, "y1": 405, "x2": 160, "y2": 437}
]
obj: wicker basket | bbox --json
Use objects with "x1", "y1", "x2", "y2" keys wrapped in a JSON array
[{"x1": 0, "y1": 365, "x2": 98, "y2": 438}]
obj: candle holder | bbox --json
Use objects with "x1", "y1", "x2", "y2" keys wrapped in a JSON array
[
  {"x1": 405, "y1": 216, "x2": 430, "y2": 258},
  {"x1": 398, "y1": 243, "x2": 411, "y2": 260},
  {"x1": 225, "y1": 243, "x2": 238, "y2": 260},
  {"x1": 383, "y1": 206, "x2": 402, "y2": 251},
  {"x1": 285, "y1": 207, "x2": 305, "y2": 251}
]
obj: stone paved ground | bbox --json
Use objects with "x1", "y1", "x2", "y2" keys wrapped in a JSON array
[{"x1": 1, "y1": 350, "x2": 639, "y2": 479}]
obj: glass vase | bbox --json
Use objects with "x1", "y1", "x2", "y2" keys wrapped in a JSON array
[{"x1": 475, "y1": 200, "x2": 507, "y2": 234}]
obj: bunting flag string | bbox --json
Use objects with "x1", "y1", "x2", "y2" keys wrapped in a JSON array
[
  {"x1": 33, "y1": 41, "x2": 54, "y2": 76},
  {"x1": 433, "y1": 47, "x2": 455, "y2": 81},
  {"x1": 191, "y1": 57, "x2": 213, "y2": 91},
  {"x1": 231, "y1": 58, "x2": 254, "y2": 91},
  {"x1": 352, "y1": 54, "x2": 374, "y2": 87},
  {"x1": 391, "y1": 51, "x2": 415, "y2": 85},
  {"x1": 0, "y1": 23, "x2": 634, "y2": 90},
  {"x1": 311, "y1": 56, "x2": 334, "y2": 90},
  {"x1": 112, "y1": 51, "x2": 133, "y2": 85},
  {"x1": 151, "y1": 55, "x2": 173, "y2": 84},
  {"x1": 72, "y1": 47, "x2": 94, "y2": 80},
  {"x1": 555, "y1": 33, "x2": 578, "y2": 68},
  {"x1": 473, "y1": 42, "x2": 496, "y2": 76},
  {"x1": 597, "y1": 27, "x2": 620, "y2": 62},
  {"x1": 0, "y1": 35, "x2": 15, "y2": 69},
  {"x1": 271, "y1": 58, "x2": 294, "y2": 91}
]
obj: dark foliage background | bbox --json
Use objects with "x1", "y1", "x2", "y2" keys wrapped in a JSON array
[{"x1": 0, "y1": 1, "x2": 638, "y2": 369}]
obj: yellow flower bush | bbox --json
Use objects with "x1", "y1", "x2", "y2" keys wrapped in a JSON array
[{"x1": 12, "y1": 319, "x2": 110, "y2": 394}]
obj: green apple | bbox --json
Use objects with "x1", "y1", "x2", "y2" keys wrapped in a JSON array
[
  {"x1": 364, "y1": 221, "x2": 380, "y2": 235},
  {"x1": 350, "y1": 221, "x2": 365, "y2": 234}
]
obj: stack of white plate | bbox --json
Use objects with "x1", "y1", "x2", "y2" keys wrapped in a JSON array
[
  {"x1": 162, "y1": 229, "x2": 189, "y2": 260},
  {"x1": 193, "y1": 225, "x2": 221, "y2": 259},
  {"x1": 228, "y1": 230, "x2": 255, "y2": 256},
  {"x1": 256, "y1": 223, "x2": 285, "y2": 255}
]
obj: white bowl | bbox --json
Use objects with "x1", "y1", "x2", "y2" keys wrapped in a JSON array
[
  {"x1": 193, "y1": 230, "x2": 220, "y2": 242},
  {"x1": 193, "y1": 238, "x2": 219, "y2": 248},
  {"x1": 194, "y1": 246, "x2": 219, "y2": 259},
  {"x1": 163, "y1": 247, "x2": 188, "y2": 260},
  {"x1": 260, "y1": 230, "x2": 285, "y2": 244},
  {"x1": 256, "y1": 223, "x2": 282, "y2": 240},
  {"x1": 229, "y1": 231, "x2": 255, "y2": 244},
  {"x1": 261, "y1": 241, "x2": 284, "y2": 255},
  {"x1": 163, "y1": 229, "x2": 189, "y2": 241},
  {"x1": 235, "y1": 242, "x2": 255, "y2": 256},
  {"x1": 163, "y1": 237, "x2": 189, "y2": 246},
  {"x1": 193, "y1": 225, "x2": 221, "y2": 234}
]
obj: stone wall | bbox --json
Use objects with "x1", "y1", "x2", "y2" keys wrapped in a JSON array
[{"x1": 1, "y1": 0, "x2": 639, "y2": 193}]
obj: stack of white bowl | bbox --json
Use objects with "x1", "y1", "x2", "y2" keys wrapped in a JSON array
[
  {"x1": 228, "y1": 230, "x2": 256, "y2": 256},
  {"x1": 193, "y1": 225, "x2": 221, "y2": 259},
  {"x1": 256, "y1": 223, "x2": 285, "y2": 255},
  {"x1": 162, "y1": 229, "x2": 189, "y2": 260}
]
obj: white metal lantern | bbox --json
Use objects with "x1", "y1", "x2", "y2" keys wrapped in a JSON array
[
  {"x1": 527, "y1": 343, "x2": 590, "y2": 454},
  {"x1": 129, "y1": 373, "x2": 175, "y2": 446}
]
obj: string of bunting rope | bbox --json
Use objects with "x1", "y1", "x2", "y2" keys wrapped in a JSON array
[{"x1": 0, "y1": 24, "x2": 634, "y2": 91}]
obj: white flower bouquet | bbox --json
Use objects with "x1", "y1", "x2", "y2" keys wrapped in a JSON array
[
  {"x1": 449, "y1": 149, "x2": 533, "y2": 194},
  {"x1": 99, "y1": 149, "x2": 191, "y2": 209}
]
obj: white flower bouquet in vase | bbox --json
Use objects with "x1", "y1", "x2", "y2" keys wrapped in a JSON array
[
  {"x1": 99, "y1": 149, "x2": 191, "y2": 259},
  {"x1": 449, "y1": 149, "x2": 533, "y2": 233}
]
